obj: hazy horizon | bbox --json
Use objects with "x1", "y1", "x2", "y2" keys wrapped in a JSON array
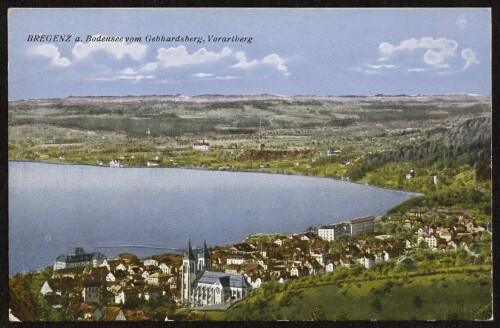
[{"x1": 9, "y1": 8, "x2": 491, "y2": 100}]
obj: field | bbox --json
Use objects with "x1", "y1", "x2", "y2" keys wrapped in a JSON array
[{"x1": 219, "y1": 267, "x2": 492, "y2": 321}]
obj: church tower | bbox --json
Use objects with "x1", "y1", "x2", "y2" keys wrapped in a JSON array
[
  {"x1": 181, "y1": 239, "x2": 197, "y2": 304},
  {"x1": 197, "y1": 239, "x2": 211, "y2": 271}
]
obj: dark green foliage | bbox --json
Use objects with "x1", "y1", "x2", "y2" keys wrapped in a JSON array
[{"x1": 310, "y1": 306, "x2": 326, "y2": 321}]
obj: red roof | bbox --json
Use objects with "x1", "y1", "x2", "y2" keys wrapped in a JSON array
[{"x1": 347, "y1": 216, "x2": 375, "y2": 224}]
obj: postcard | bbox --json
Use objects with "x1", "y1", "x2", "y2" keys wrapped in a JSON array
[{"x1": 7, "y1": 8, "x2": 492, "y2": 322}]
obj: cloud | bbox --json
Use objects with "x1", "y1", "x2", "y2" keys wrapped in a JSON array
[
  {"x1": 407, "y1": 68, "x2": 427, "y2": 72},
  {"x1": 121, "y1": 68, "x2": 137, "y2": 75},
  {"x1": 72, "y1": 36, "x2": 147, "y2": 61},
  {"x1": 461, "y1": 48, "x2": 479, "y2": 69},
  {"x1": 215, "y1": 76, "x2": 239, "y2": 80},
  {"x1": 232, "y1": 51, "x2": 259, "y2": 69},
  {"x1": 117, "y1": 75, "x2": 154, "y2": 80},
  {"x1": 193, "y1": 72, "x2": 214, "y2": 78},
  {"x1": 140, "y1": 62, "x2": 159, "y2": 72},
  {"x1": 90, "y1": 74, "x2": 154, "y2": 81},
  {"x1": 366, "y1": 63, "x2": 397, "y2": 69},
  {"x1": 262, "y1": 54, "x2": 289, "y2": 75},
  {"x1": 30, "y1": 44, "x2": 71, "y2": 67},
  {"x1": 379, "y1": 37, "x2": 458, "y2": 66},
  {"x1": 156, "y1": 46, "x2": 232, "y2": 68}
]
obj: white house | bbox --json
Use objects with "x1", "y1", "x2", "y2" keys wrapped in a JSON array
[
  {"x1": 406, "y1": 169, "x2": 415, "y2": 179},
  {"x1": 143, "y1": 259, "x2": 158, "y2": 267},
  {"x1": 193, "y1": 140, "x2": 210, "y2": 151},
  {"x1": 227, "y1": 256, "x2": 247, "y2": 265},
  {"x1": 146, "y1": 272, "x2": 161, "y2": 285},
  {"x1": 246, "y1": 275, "x2": 262, "y2": 288},
  {"x1": 115, "y1": 263, "x2": 127, "y2": 272},
  {"x1": 114, "y1": 290, "x2": 126, "y2": 305},
  {"x1": 357, "y1": 256, "x2": 374, "y2": 269},
  {"x1": 159, "y1": 263, "x2": 171, "y2": 274},
  {"x1": 274, "y1": 239, "x2": 283, "y2": 247},
  {"x1": 109, "y1": 159, "x2": 124, "y2": 167},
  {"x1": 325, "y1": 262, "x2": 335, "y2": 272},
  {"x1": 40, "y1": 281, "x2": 54, "y2": 295},
  {"x1": 106, "y1": 272, "x2": 116, "y2": 282}
]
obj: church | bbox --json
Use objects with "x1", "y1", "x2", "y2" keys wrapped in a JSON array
[{"x1": 181, "y1": 240, "x2": 251, "y2": 307}]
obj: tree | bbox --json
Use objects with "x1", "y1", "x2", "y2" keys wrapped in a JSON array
[{"x1": 310, "y1": 306, "x2": 326, "y2": 321}]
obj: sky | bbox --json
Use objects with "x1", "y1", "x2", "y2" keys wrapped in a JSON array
[{"x1": 8, "y1": 8, "x2": 491, "y2": 100}]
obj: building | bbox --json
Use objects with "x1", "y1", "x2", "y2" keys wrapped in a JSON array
[
  {"x1": 192, "y1": 140, "x2": 210, "y2": 151},
  {"x1": 82, "y1": 276, "x2": 102, "y2": 304},
  {"x1": 318, "y1": 216, "x2": 375, "y2": 241},
  {"x1": 318, "y1": 224, "x2": 350, "y2": 241},
  {"x1": 181, "y1": 240, "x2": 250, "y2": 307},
  {"x1": 54, "y1": 247, "x2": 107, "y2": 271},
  {"x1": 347, "y1": 216, "x2": 375, "y2": 235},
  {"x1": 109, "y1": 159, "x2": 124, "y2": 167}
]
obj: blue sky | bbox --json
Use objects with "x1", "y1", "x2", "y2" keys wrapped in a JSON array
[{"x1": 8, "y1": 8, "x2": 491, "y2": 100}]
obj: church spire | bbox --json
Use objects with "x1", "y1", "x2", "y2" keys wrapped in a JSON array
[
  {"x1": 186, "y1": 239, "x2": 195, "y2": 261},
  {"x1": 203, "y1": 239, "x2": 210, "y2": 258}
]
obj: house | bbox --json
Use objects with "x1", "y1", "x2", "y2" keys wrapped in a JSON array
[
  {"x1": 358, "y1": 255, "x2": 375, "y2": 269},
  {"x1": 82, "y1": 276, "x2": 102, "y2": 304},
  {"x1": 247, "y1": 276, "x2": 262, "y2": 288},
  {"x1": 143, "y1": 258, "x2": 159, "y2": 267},
  {"x1": 147, "y1": 159, "x2": 160, "y2": 167},
  {"x1": 192, "y1": 140, "x2": 210, "y2": 151},
  {"x1": 159, "y1": 263, "x2": 171, "y2": 274},
  {"x1": 318, "y1": 224, "x2": 349, "y2": 241},
  {"x1": 409, "y1": 208, "x2": 427, "y2": 218},
  {"x1": 417, "y1": 235, "x2": 438, "y2": 248},
  {"x1": 114, "y1": 289, "x2": 126, "y2": 305},
  {"x1": 299, "y1": 234, "x2": 310, "y2": 241},
  {"x1": 109, "y1": 159, "x2": 124, "y2": 167},
  {"x1": 40, "y1": 280, "x2": 54, "y2": 295},
  {"x1": 146, "y1": 272, "x2": 162, "y2": 285},
  {"x1": 274, "y1": 239, "x2": 283, "y2": 247},
  {"x1": 340, "y1": 257, "x2": 353, "y2": 268},
  {"x1": 325, "y1": 262, "x2": 335, "y2": 272},
  {"x1": 105, "y1": 272, "x2": 116, "y2": 282},
  {"x1": 115, "y1": 263, "x2": 127, "y2": 272},
  {"x1": 226, "y1": 255, "x2": 250, "y2": 266},
  {"x1": 437, "y1": 228, "x2": 452, "y2": 242},
  {"x1": 102, "y1": 306, "x2": 127, "y2": 321}
]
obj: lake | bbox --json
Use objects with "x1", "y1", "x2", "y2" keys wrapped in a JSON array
[{"x1": 9, "y1": 161, "x2": 419, "y2": 275}]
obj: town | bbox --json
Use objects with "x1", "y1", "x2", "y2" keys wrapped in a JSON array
[{"x1": 23, "y1": 206, "x2": 490, "y2": 321}]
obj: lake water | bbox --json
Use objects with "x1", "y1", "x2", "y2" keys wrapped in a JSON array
[{"x1": 9, "y1": 161, "x2": 419, "y2": 275}]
